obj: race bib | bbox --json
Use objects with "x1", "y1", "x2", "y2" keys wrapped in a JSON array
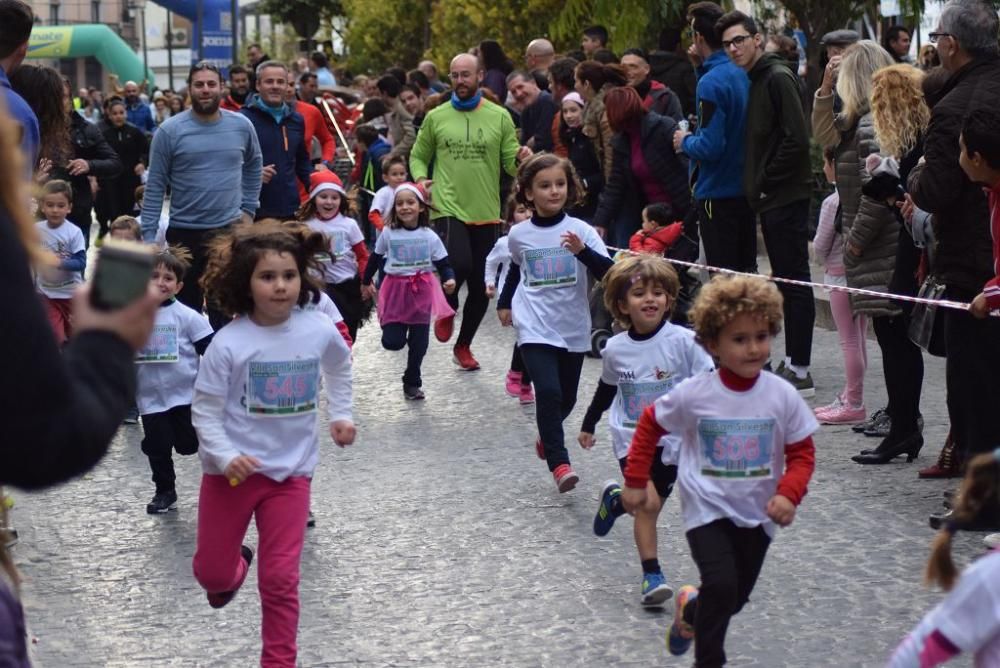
[
  {"x1": 619, "y1": 380, "x2": 673, "y2": 428},
  {"x1": 39, "y1": 265, "x2": 74, "y2": 289},
  {"x1": 388, "y1": 238, "x2": 432, "y2": 270},
  {"x1": 137, "y1": 324, "x2": 179, "y2": 363},
  {"x1": 696, "y1": 418, "x2": 775, "y2": 479},
  {"x1": 523, "y1": 247, "x2": 576, "y2": 288},
  {"x1": 330, "y1": 230, "x2": 349, "y2": 258},
  {"x1": 246, "y1": 359, "x2": 319, "y2": 417}
]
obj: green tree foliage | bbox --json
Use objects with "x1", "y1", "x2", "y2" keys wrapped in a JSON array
[
  {"x1": 340, "y1": 0, "x2": 432, "y2": 73},
  {"x1": 550, "y1": 0, "x2": 689, "y2": 53}
]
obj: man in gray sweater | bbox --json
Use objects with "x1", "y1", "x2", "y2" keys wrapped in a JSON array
[{"x1": 141, "y1": 62, "x2": 263, "y2": 329}]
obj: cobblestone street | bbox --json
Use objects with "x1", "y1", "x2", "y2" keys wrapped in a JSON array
[{"x1": 9, "y1": 306, "x2": 981, "y2": 667}]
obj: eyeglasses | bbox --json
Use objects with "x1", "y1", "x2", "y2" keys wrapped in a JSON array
[
  {"x1": 722, "y1": 34, "x2": 754, "y2": 50},
  {"x1": 928, "y1": 32, "x2": 952, "y2": 44}
]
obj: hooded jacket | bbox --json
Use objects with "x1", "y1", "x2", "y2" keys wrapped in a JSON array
[
  {"x1": 649, "y1": 51, "x2": 697, "y2": 118},
  {"x1": 240, "y1": 94, "x2": 312, "y2": 219}
]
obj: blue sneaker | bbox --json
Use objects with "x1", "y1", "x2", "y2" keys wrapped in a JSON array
[
  {"x1": 667, "y1": 585, "x2": 698, "y2": 655},
  {"x1": 593, "y1": 480, "x2": 621, "y2": 536},
  {"x1": 640, "y1": 571, "x2": 673, "y2": 607}
]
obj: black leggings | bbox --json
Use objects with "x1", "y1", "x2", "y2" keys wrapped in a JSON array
[
  {"x1": 510, "y1": 344, "x2": 531, "y2": 384},
  {"x1": 325, "y1": 277, "x2": 365, "y2": 342},
  {"x1": 519, "y1": 344, "x2": 584, "y2": 471},
  {"x1": 141, "y1": 404, "x2": 199, "y2": 494},
  {"x1": 872, "y1": 314, "x2": 923, "y2": 437},
  {"x1": 684, "y1": 519, "x2": 771, "y2": 667},
  {"x1": 381, "y1": 323, "x2": 430, "y2": 387},
  {"x1": 433, "y1": 218, "x2": 499, "y2": 346}
]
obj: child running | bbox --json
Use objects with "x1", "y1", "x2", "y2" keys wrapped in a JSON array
[
  {"x1": 361, "y1": 183, "x2": 455, "y2": 400},
  {"x1": 191, "y1": 220, "x2": 355, "y2": 667},
  {"x1": 497, "y1": 153, "x2": 612, "y2": 492},
  {"x1": 300, "y1": 171, "x2": 370, "y2": 341},
  {"x1": 136, "y1": 246, "x2": 214, "y2": 514},
  {"x1": 485, "y1": 194, "x2": 534, "y2": 404},
  {"x1": 579, "y1": 254, "x2": 714, "y2": 607},
  {"x1": 35, "y1": 180, "x2": 85, "y2": 346},
  {"x1": 813, "y1": 146, "x2": 867, "y2": 424},
  {"x1": 888, "y1": 449, "x2": 1000, "y2": 667},
  {"x1": 629, "y1": 203, "x2": 683, "y2": 256},
  {"x1": 368, "y1": 154, "x2": 409, "y2": 234},
  {"x1": 622, "y1": 274, "x2": 817, "y2": 664}
]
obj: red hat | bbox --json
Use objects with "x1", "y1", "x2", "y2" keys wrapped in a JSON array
[{"x1": 308, "y1": 171, "x2": 346, "y2": 200}]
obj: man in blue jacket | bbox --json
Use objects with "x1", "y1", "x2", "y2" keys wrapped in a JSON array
[
  {"x1": 673, "y1": 1, "x2": 754, "y2": 273},
  {"x1": 124, "y1": 81, "x2": 156, "y2": 135},
  {"x1": 0, "y1": 0, "x2": 39, "y2": 171},
  {"x1": 241, "y1": 61, "x2": 312, "y2": 220}
]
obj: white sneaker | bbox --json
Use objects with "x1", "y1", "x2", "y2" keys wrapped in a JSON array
[{"x1": 985, "y1": 533, "x2": 1000, "y2": 549}]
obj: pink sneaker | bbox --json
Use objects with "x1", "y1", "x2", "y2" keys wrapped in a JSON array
[
  {"x1": 815, "y1": 403, "x2": 866, "y2": 425},
  {"x1": 519, "y1": 383, "x2": 535, "y2": 405},
  {"x1": 505, "y1": 370, "x2": 522, "y2": 397},
  {"x1": 553, "y1": 464, "x2": 579, "y2": 493}
]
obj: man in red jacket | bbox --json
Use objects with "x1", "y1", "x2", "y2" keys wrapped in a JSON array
[{"x1": 220, "y1": 64, "x2": 251, "y2": 112}]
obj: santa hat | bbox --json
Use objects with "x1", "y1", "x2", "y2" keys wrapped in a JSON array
[
  {"x1": 393, "y1": 182, "x2": 428, "y2": 204},
  {"x1": 308, "y1": 171, "x2": 346, "y2": 200}
]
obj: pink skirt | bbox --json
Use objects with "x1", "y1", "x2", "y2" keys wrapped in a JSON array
[{"x1": 377, "y1": 272, "x2": 455, "y2": 326}]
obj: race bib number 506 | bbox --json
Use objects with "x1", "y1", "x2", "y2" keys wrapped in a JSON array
[
  {"x1": 696, "y1": 418, "x2": 775, "y2": 479},
  {"x1": 246, "y1": 359, "x2": 319, "y2": 417}
]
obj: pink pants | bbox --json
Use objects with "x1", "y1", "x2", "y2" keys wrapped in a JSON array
[
  {"x1": 193, "y1": 474, "x2": 310, "y2": 668},
  {"x1": 830, "y1": 289, "x2": 868, "y2": 407}
]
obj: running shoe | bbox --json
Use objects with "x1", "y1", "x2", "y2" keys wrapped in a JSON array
[
  {"x1": 453, "y1": 343, "x2": 481, "y2": 371},
  {"x1": 815, "y1": 403, "x2": 866, "y2": 425},
  {"x1": 207, "y1": 545, "x2": 254, "y2": 609},
  {"x1": 552, "y1": 464, "x2": 579, "y2": 493},
  {"x1": 146, "y1": 490, "x2": 177, "y2": 514},
  {"x1": 518, "y1": 383, "x2": 535, "y2": 405},
  {"x1": 403, "y1": 384, "x2": 425, "y2": 400},
  {"x1": 593, "y1": 480, "x2": 621, "y2": 536},
  {"x1": 123, "y1": 405, "x2": 140, "y2": 425},
  {"x1": 434, "y1": 315, "x2": 454, "y2": 343},
  {"x1": 779, "y1": 367, "x2": 815, "y2": 398},
  {"x1": 853, "y1": 407, "x2": 887, "y2": 433},
  {"x1": 505, "y1": 370, "x2": 522, "y2": 397},
  {"x1": 640, "y1": 571, "x2": 674, "y2": 608},
  {"x1": 307, "y1": 511, "x2": 316, "y2": 528},
  {"x1": 667, "y1": 585, "x2": 698, "y2": 656}
]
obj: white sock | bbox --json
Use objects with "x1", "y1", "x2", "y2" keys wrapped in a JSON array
[
  {"x1": 789, "y1": 363, "x2": 809, "y2": 380},
  {"x1": 784, "y1": 356, "x2": 792, "y2": 368}
]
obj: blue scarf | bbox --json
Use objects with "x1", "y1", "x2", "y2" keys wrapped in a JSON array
[{"x1": 450, "y1": 89, "x2": 482, "y2": 111}]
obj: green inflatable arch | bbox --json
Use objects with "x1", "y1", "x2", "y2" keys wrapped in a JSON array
[{"x1": 27, "y1": 25, "x2": 156, "y2": 84}]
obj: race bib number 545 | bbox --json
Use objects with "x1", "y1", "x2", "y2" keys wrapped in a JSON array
[
  {"x1": 246, "y1": 359, "x2": 319, "y2": 417},
  {"x1": 696, "y1": 418, "x2": 775, "y2": 479}
]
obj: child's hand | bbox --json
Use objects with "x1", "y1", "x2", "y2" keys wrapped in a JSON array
[
  {"x1": 497, "y1": 308, "x2": 512, "y2": 327},
  {"x1": 970, "y1": 292, "x2": 990, "y2": 319},
  {"x1": 578, "y1": 432, "x2": 596, "y2": 449},
  {"x1": 361, "y1": 284, "x2": 377, "y2": 301},
  {"x1": 621, "y1": 486, "x2": 646, "y2": 515},
  {"x1": 562, "y1": 231, "x2": 585, "y2": 254},
  {"x1": 224, "y1": 454, "x2": 262, "y2": 485},
  {"x1": 485, "y1": 284, "x2": 496, "y2": 299},
  {"x1": 442, "y1": 279, "x2": 456, "y2": 295},
  {"x1": 330, "y1": 420, "x2": 356, "y2": 447},
  {"x1": 766, "y1": 494, "x2": 796, "y2": 527}
]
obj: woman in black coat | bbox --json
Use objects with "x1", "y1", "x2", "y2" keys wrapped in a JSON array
[
  {"x1": 96, "y1": 97, "x2": 148, "y2": 239},
  {"x1": 558, "y1": 92, "x2": 603, "y2": 222},
  {"x1": 592, "y1": 86, "x2": 689, "y2": 249}
]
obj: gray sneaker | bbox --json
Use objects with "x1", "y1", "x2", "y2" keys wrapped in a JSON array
[{"x1": 779, "y1": 367, "x2": 815, "y2": 398}]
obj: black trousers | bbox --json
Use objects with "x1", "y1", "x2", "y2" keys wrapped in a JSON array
[
  {"x1": 325, "y1": 277, "x2": 365, "y2": 342},
  {"x1": 165, "y1": 225, "x2": 231, "y2": 331},
  {"x1": 944, "y1": 287, "x2": 1000, "y2": 459},
  {"x1": 519, "y1": 344, "x2": 585, "y2": 471},
  {"x1": 509, "y1": 344, "x2": 532, "y2": 384},
  {"x1": 684, "y1": 519, "x2": 771, "y2": 667},
  {"x1": 872, "y1": 315, "x2": 923, "y2": 437},
  {"x1": 433, "y1": 217, "x2": 499, "y2": 346},
  {"x1": 382, "y1": 323, "x2": 430, "y2": 387},
  {"x1": 759, "y1": 200, "x2": 814, "y2": 366},
  {"x1": 697, "y1": 197, "x2": 757, "y2": 273},
  {"x1": 141, "y1": 404, "x2": 199, "y2": 494}
]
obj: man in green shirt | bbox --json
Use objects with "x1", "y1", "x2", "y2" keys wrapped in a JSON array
[{"x1": 411, "y1": 53, "x2": 531, "y2": 370}]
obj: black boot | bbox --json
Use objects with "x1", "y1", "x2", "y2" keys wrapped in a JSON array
[{"x1": 851, "y1": 432, "x2": 923, "y2": 465}]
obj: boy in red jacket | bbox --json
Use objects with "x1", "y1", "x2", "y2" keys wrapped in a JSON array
[
  {"x1": 629, "y1": 202, "x2": 683, "y2": 255},
  {"x1": 959, "y1": 108, "x2": 1000, "y2": 318}
]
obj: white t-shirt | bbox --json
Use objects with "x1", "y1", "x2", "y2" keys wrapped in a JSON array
[
  {"x1": 300, "y1": 291, "x2": 344, "y2": 324},
  {"x1": 600, "y1": 323, "x2": 715, "y2": 461},
  {"x1": 374, "y1": 225, "x2": 447, "y2": 277},
  {"x1": 651, "y1": 371, "x2": 818, "y2": 536},
  {"x1": 194, "y1": 310, "x2": 352, "y2": 482},
  {"x1": 889, "y1": 549, "x2": 1000, "y2": 668},
  {"x1": 305, "y1": 213, "x2": 365, "y2": 284},
  {"x1": 136, "y1": 300, "x2": 214, "y2": 415},
  {"x1": 507, "y1": 215, "x2": 608, "y2": 353},
  {"x1": 485, "y1": 235, "x2": 510, "y2": 290},
  {"x1": 370, "y1": 185, "x2": 394, "y2": 215},
  {"x1": 35, "y1": 221, "x2": 85, "y2": 299}
]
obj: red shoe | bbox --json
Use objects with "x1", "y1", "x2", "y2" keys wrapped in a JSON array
[
  {"x1": 553, "y1": 464, "x2": 579, "y2": 493},
  {"x1": 434, "y1": 315, "x2": 454, "y2": 343},
  {"x1": 452, "y1": 343, "x2": 480, "y2": 370},
  {"x1": 535, "y1": 437, "x2": 545, "y2": 460}
]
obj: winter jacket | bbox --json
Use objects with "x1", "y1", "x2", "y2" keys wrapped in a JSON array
[
  {"x1": 649, "y1": 51, "x2": 697, "y2": 118},
  {"x1": 629, "y1": 222, "x2": 683, "y2": 255},
  {"x1": 240, "y1": 95, "x2": 312, "y2": 219},
  {"x1": 561, "y1": 123, "x2": 603, "y2": 221},
  {"x1": 835, "y1": 111, "x2": 901, "y2": 317},
  {"x1": 681, "y1": 50, "x2": 749, "y2": 201},
  {"x1": 51, "y1": 113, "x2": 123, "y2": 217},
  {"x1": 635, "y1": 79, "x2": 683, "y2": 122},
  {"x1": 593, "y1": 111, "x2": 690, "y2": 247},
  {"x1": 582, "y1": 86, "x2": 615, "y2": 182},
  {"x1": 386, "y1": 99, "x2": 416, "y2": 160},
  {"x1": 520, "y1": 91, "x2": 558, "y2": 151},
  {"x1": 96, "y1": 121, "x2": 148, "y2": 224},
  {"x1": 908, "y1": 56, "x2": 1000, "y2": 295},
  {"x1": 126, "y1": 100, "x2": 156, "y2": 134},
  {"x1": 743, "y1": 53, "x2": 812, "y2": 213}
]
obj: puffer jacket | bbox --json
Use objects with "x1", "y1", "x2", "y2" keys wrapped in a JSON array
[{"x1": 836, "y1": 111, "x2": 901, "y2": 317}]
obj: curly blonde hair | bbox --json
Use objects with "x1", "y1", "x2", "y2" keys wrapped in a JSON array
[
  {"x1": 602, "y1": 254, "x2": 680, "y2": 328},
  {"x1": 688, "y1": 275, "x2": 783, "y2": 344},
  {"x1": 871, "y1": 64, "x2": 930, "y2": 159}
]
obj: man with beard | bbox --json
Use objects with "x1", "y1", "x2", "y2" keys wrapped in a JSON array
[
  {"x1": 141, "y1": 62, "x2": 262, "y2": 329},
  {"x1": 220, "y1": 64, "x2": 251, "y2": 111},
  {"x1": 123, "y1": 80, "x2": 156, "y2": 134},
  {"x1": 410, "y1": 53, "x2": 531, "y2": 370}
]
